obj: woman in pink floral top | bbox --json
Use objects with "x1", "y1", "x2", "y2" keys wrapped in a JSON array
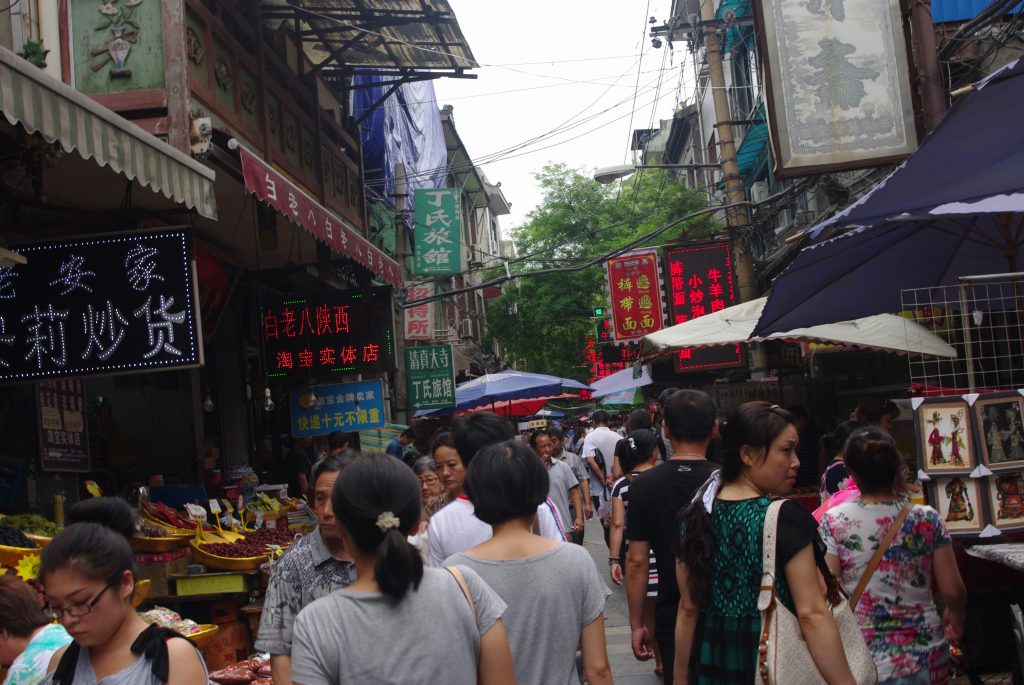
[{"x1": 819, "y1": 427, "x2": 967, "y2": 685}]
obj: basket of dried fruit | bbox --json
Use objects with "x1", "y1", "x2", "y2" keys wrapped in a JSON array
[
  {"x1": 190, "y1": 540, "x2": 268, "y2": 572},
  {"x1": 0, "y1": 527, "x2": 40, "y2": 569}
]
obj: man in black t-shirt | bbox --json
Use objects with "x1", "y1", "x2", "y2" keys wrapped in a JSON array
[
  {"x1": 626, "y1": 390, "x2": 719, "y2": 685},
  {"x1": 285, "y1": 436, "x2": 313, "y2": 498}
]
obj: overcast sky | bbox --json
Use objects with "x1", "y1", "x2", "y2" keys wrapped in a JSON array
[{"x1": 433, "y1": 1, "x2": 692, "y2": 235}]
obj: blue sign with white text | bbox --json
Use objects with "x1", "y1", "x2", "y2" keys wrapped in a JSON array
[{"x1": 289, "y1": 379, "x2": 386, "y2": 437}]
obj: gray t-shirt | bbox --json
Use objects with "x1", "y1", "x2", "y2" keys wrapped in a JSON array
[
  {"x1": 546, "y1": 458, "x2": 579, "y2": 531},
  {"x1": 446, "y1": 544, "x2": 611, "y2": 685},
  {"x1": 291, "y1": 566, "x2": 506, "y2": 685}
]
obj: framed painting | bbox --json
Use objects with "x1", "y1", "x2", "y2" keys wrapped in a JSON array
[
  {"x1": 928, "y1": 476, "x2": 985, "y2": 535},
  {"x1": 973, "y1": 392, "x2": 1024, "y2": 470},
  {"x1": 915, "y1": 399, "x2": 975, "y2": 474},
  {"x1": 985, "y1": 472, "x2": 1024, "y2": 531}
]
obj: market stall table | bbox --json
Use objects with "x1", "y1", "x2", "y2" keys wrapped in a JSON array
[{"x1": 965, "y1": 542, "x2": 1024, "y2": 573}]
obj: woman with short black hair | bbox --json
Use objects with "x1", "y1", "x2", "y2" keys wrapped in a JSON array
[
  {"x1": 290, "y1": 455, "x2": 514, "y2": 685},
  {"x1": 0, "y1": 574, "x2": 71, "y2": 685},
  {"x1": 820, "y1": 427, "x2": 966, "y2": 684},
  {"x1": 447, "y1": 440, "x2": 613, "y2": 685},
  {"x1": 37, "y1": 498, "x2": 207, "y2": 685}
]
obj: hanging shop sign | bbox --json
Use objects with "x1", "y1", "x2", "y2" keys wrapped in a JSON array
[
  {"x1": 262, "y1": 286, "x2": 396, "y2": 378},
  {"x1": 289, "y1": 380, "x2": 387, "y2": 437},
  {"x1": 413, "y1": 189, "x2": 461, "y2": 276},
  {"x1": 37, "y1": 379, "x2": 89, "y2": 472},
  {"x1": 0, "y1": 229, "x2": 201, "y2": 382},
  {"x1": 664, "y1": 243, "x2": 743, "y2": 372},
  {"x1": 754, "y1": 0, "x2": 917, "y2": 174},
  {"x1": 605, "y1": 251, "x2": 664, "y2": 342},
  {"x1": 406, "y1": 344, "x2": 456, "y2": 411},
  {"x1": 583, "y1": 335, "x2": 629, "y2": 384},
  {"x1": 404, "y1": 282, "x2": 435, "y2": 341},
  {"x1": 236, "y1": 142, "x2": 402, "y2": 287}
]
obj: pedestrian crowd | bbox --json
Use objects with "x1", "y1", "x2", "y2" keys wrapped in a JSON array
[{"x1": 0, "y1": 391, "x2": 967, "y2": 685}]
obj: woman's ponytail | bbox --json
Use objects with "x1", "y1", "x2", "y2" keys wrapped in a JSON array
[
  {"x1": 375, "y1": 527, "x2": 424, "y2": 599},
  {"x1": 333, "y1": 455, "x2": 424, "y2": 601}
]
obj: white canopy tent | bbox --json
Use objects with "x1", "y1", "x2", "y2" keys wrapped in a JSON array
[
  {"x1": 640, "y1": 297, "x2": 957, "y2": 360},
  {"x1": 590, "y1": 365, "x2": 653, "y2": 399}
]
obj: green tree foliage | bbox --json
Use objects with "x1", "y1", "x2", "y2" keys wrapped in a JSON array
[{"x1": 484, "y1": 163, "x2": 713, "y2": 381}]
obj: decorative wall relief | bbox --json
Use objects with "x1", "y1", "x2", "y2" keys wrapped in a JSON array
[
  {"x1": 213, "y1": 54, "x2": 233, "y2": 91},
  {"x1": 240, "y1": 80, "x2": 256, "y2": 114},
  {"x1": 186, "y1": 27, "x2": 204, "y2": 66},
  {"x1": 93, "y1": 0, "x2": 143, "y2": 78}
]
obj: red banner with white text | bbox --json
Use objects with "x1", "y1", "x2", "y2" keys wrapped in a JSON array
[{"x1": 236, "y1": 143, "x2": 402, "y2": 286}]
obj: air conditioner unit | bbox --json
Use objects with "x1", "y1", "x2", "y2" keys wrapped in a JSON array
[
  {"x1": 459, "y1": 319, "x2": 476, "y2": 340},
  {"x1": 749, "y1": 181, "x2": 770, "y2": 204},
  {"x1": 433, "y1": 327, "x2": 456, "y2": 341}
]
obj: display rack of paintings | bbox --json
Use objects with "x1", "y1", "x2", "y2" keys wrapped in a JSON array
[
  {"x1": 972, "y1": 391, "x2": 1024, "y2": 470},
  {"x1": 915, "y1": 398, "x2": 975, "y2": 474}
]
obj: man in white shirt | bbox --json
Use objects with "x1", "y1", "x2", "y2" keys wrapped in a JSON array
[
  {"x1": 581, "y1": 409, "x2": 623, "y2": 548},
  {"x1": 427, "y1": 412, "x2": 565, "y2": 567}
]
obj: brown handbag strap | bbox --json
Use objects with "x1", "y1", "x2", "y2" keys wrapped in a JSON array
[
  {"x1": 849, "y1": 500, "x2": 913, "y2": 609},
  {"x1": 445, "y1": 566, "x2": 477, "y2": 624}
]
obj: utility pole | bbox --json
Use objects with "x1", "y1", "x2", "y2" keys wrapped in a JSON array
[
  {"x1": 394, "y1": 163, "x2": 409, "y2": 425},
  {"x1": 698, "y1": 0, "x2": 770, "y2": 377}
]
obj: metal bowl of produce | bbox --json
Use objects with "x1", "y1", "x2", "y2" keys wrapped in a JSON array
[
  {"x1": 0, "y1": 526, "x2": 40, "y2": 570},
  {"x1": 131, "y1": 535, "x2": 189, "y2": 553},
  {"x1": 189, "y1": 540, "x2": 268, "y2": 572},
  {"x1": 187, "y1": 624, "x2": 220, "y2": 650}
]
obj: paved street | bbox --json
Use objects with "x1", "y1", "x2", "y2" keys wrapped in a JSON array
[{"x1": 581, "y1": 517, "x2": 662, "y2": 684}]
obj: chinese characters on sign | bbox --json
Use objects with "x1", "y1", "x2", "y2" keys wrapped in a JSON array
[
  {"x1": 237, "y1": 145, "x2": 403, "y2": 286},
  {"x1": 37, "y1": 380, "x2": 90, "y2": 472},
  {"x1": 404, "y1": 282, "x2": 435, "y2": 341},
  {"x1": 664, "y1": 243, "x2": 742, "y2": 372},
  {"x1": 406, "y1": 344, "x2": 456, "y2": 411},
  {"x1": 605, "y1": 251, "x2": 664, "y2": 341},
  {"x1": 289, "y1": 380, "x2": 386, "y2": 438},
  {"x1": 262, "y1": 287, "x2": 396, "y2": 377},
  {"x1": 0, "y1": 230, "x2": 200, "y2": 382},
  {"x1": 583, "y1": 335, "x2": 631, "y2": 384},
  {"x1": 413, "y1": 189, "x2": 461, "y2": 276}
]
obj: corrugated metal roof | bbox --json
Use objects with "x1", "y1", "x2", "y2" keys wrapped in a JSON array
[
  {"x1": 931, "y1": 0, "x2": 1023, "y2": 24},
  {"x1": 263, "y1": 0, "x2": 476, "y2": 70}
]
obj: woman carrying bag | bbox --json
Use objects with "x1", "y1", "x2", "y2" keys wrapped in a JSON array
[
  {"x1": 673, "y1": 402, "x2": 862, "y2": 685},
  {"x1": 820, "y1": 427, "x2": 966, "y2": 685}
]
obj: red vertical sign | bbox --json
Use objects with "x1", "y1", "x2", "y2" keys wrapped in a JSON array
[
  {"x1": 606, "y1": 251, "x2": 664, "y2": 342},
  {"x1": 664, "y1": 242, "x2": 743, "y2": 371}
]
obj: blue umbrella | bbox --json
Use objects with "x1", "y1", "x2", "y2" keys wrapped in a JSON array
[
  {"x1": 416, "y1": 371, "x2": 591, "y2": 417},
  {"x1": 754, "y1": 58, "x2": 1024, "y2": 336}
]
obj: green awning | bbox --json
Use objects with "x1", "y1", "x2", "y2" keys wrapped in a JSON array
[
  {"x1": 0, "y1": 46, "x2": 216, "y2": 219},
  {"x1": 736, "y1": 106, "x2": 769, "y2": 184},
  {"x1": 716, "y1": 0, "x2": 753, "y2": 53}
]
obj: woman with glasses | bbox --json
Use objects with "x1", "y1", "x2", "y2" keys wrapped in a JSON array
[
  {"x1": 413, "y1": 454, "x2": 447, "y2": 517},
  {"x1": 37, "y1": 498, "x2": 206, "y2": 685},
  {"x1": 0, "y1": 574, "x2": 71, "y2": 685}
]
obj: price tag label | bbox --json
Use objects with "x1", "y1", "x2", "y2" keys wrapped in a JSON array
[
  {"x1": 85, "y1": 481, "x2": 103, "y2": 498},
  {"x1": 208, "y1": 499, "x2": 221, "y2": 514},
  {"x1": 266, "y1": 518, "x2": 277, "y2": 529},
  {"x1": 255, "y1": 510, "x2": 264, "y2": 528},
  {"x1": 237, "y1": 495, "x2": 244, "y2": 514},
  {"x1": 221, "y1": 499, "x2": 233, "y2": 513},
  {"x1": 183, "y1": 503, "x2": 207, "y2": 522}
]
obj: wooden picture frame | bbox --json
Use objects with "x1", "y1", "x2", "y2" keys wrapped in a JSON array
[
  {"x1": 928, "y1": 476, "x2": 985, "y2": 535},
  {"x1": 973, "y1": 392, "x2": 1024, "y2": 470},
  {"x1": 915, "y1": 399, "x2": 975, "y2": 474},
  {"x1": 985, "y1": 472, "x2": 1024, "y2": 531}
]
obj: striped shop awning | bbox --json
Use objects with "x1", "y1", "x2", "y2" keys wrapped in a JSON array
[{"x1": 0, "y1": 46, "x2": 216, "y2": 219}]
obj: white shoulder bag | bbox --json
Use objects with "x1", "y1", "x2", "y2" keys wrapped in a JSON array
[{"x1": 755, "y1": 499, "x2": 879, "y2": 685}]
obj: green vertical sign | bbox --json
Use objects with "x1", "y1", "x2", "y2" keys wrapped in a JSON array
[
  {"x1": 406, "y1": 344, "x2": 457, "y2": 411},
  {"x1": 413, "y1": 189, "x2": 461, "y2": 275}
]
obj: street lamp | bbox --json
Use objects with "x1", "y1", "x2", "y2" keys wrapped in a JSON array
[{"x1": 593, "y1": 163, "x2": 722, "y2": 185}]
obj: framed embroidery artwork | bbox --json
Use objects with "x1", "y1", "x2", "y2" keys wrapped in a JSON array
[
  {"x1": 973, "y1": 392, "x2": 1024, "y2": 470},
  {"x1": 915, "y1": 398, "x2": 975, "y2": 474},
  {"x1": 985, "y1": 472, "x2": 1024, "y2": 530},
  {"x1": 928, "y1": 476, "x2": 985, "y2": 535}
]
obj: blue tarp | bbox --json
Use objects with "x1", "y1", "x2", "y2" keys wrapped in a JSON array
[
  {"x1": 932, "y1": 0, "x2": 1022, "y2": 23},
  {"x1": 752, "y1": 58, "x2": 1024, "y2": 337},
  {"x1": 354, "y1": 77, "x2": 447, "y2": 209}
]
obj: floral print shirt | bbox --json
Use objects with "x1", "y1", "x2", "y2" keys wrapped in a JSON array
[
  {"x1": 3, "y1": 623, "x2": 72, "y2": 685},
  {"x1": 820, "y1": 499, "x2": 951, "y2": 681}
]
